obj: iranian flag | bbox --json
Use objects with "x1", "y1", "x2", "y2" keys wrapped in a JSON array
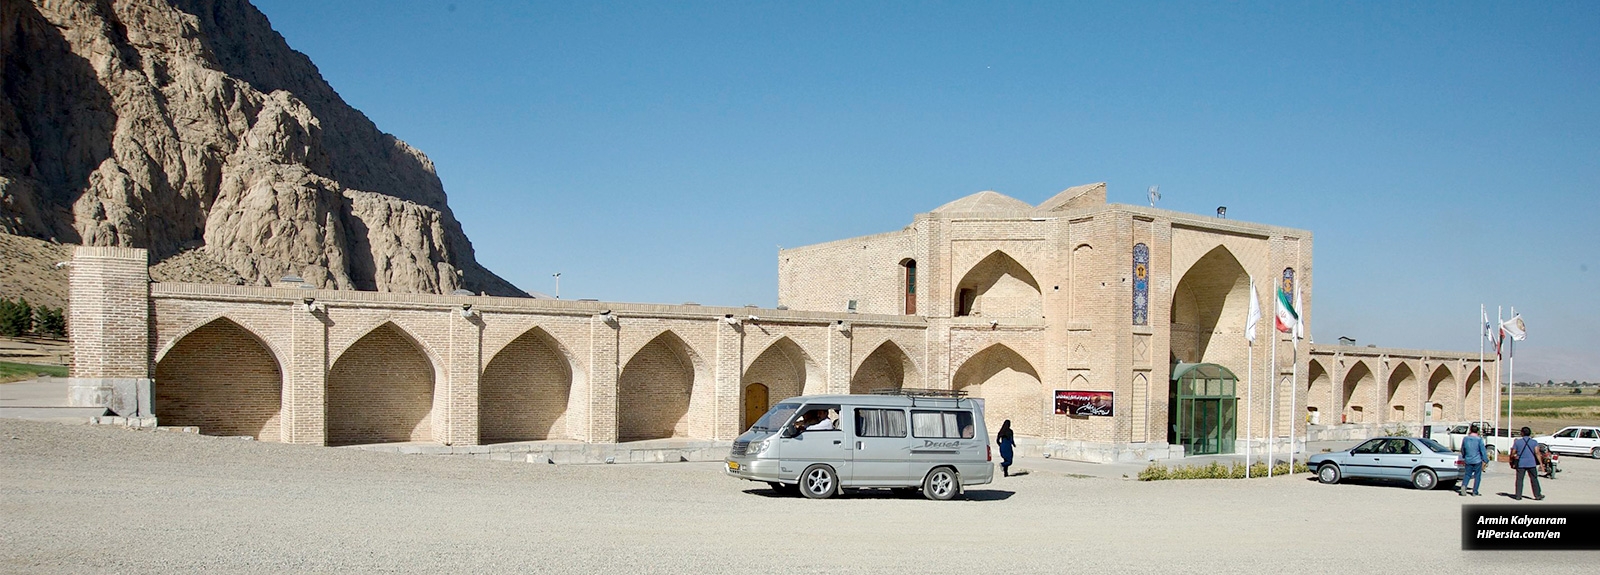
[{"x1": 1275, "y1": 286, "x2": 1299, "y2": 334}]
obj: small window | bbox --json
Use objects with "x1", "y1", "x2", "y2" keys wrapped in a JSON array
[
  {"x1": 911, "y1": 410, "x2": 975, "y2": 439},
  {"x1": 855, "y1": 408, "x2": 906, "y2": 438},
  {"x1": 1555, "y1": 428, "x2": 1578, "y2": 438},
  {"x1": 1352, "y1": 439, "x2": 1383, "y2": 454},
  {"x1": 1581, "y1": 429, "x2": 1599, "y2": 440}
]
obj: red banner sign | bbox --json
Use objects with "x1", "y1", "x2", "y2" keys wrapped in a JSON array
[{"x1": 1055, "y1": 390, "x2": 1113, "y2": 417}]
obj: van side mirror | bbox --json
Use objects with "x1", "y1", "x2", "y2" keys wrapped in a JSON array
[{"x1": 781, "y1": 426, "x2": 800, "y2": 439}]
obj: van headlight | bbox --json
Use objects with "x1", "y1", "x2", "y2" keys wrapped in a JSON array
[{"x1": 749, "y1": 437, "x2": 772, "y2": 455}]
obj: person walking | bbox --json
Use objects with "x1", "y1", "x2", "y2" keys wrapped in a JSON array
[
  {"x1": 1459, "y1": 425, "x2": 1488, "y2": 497},
  {"x1": 1510, "y1": 427, "x2": 1544, "y2": 501},
  {"x1": 996, "y1": 420, "x2": 1015, "y2": 477}
]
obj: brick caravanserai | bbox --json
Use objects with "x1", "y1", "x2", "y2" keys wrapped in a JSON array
[{"x1": 67, "y1": 184, "x2": 1499, "y2": 462}]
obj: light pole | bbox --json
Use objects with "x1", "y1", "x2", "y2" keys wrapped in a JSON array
[{"x1": 553, "y1": 272, "x2": 561, "y2": 299}]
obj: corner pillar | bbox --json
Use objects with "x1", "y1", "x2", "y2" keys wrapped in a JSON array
[
  {"x1": 66, "y1": 247, "x2": 152, "y2": 417},
  {"x1": 586, "y1": 313, "x2": 620, "y2": 443}
]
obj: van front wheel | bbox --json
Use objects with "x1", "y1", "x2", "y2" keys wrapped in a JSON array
[
  {"x1": 923, "y1": 467, "x2": 959, "y2": 501},
  {"x1": 800, "y1": 465, "x2": 837, "y2": 499}
]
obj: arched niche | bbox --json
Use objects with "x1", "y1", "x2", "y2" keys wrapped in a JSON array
[
  {"x1": 850, "y1": 341, "x2": 919, "y2": 394},
  {"x1": 618, "y1": 331, "x2": 703, "y2": 441},
  {"x1": 327, "y1": 322, "x2": 440, "y2": 445},
  {"x1": 951, "y1": 344, "x2": 1044, "y2": 437},
  {"x1": 742, "y1": 337, "x2": 819, "y2": 430},
  {"x1": 480, "y1": 327, "x2": 578, "y2": 442},
  {"x1": 153, "y1": 317, "x2": 283, "y2": 441},
  {"x1": 1170, "y1": 246, "x2": 1251, "y2": 371},
  {"x1": 954, "y1": 251, "x2": 1042, "y2": 318}
]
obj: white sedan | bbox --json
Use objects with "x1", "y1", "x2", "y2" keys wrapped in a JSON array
[{"x1": 1533, "y1": 426, "x2": 1600, "y2": 459}]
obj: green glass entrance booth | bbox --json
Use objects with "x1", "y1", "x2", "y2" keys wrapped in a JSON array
[{"x1": 1170, "y1": 363, "x2": 1238, "y2": 456}]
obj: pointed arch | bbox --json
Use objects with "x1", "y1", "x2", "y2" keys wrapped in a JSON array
[
  {"x1": 153, "y1": 317, "x2": 283, "y2": 441},
  {"x1": 155, "y1": 313, "x2": 286, "y2": 366},
  {"x1": 954, "y1": 250, "x2": 1042, "y2": 318},
  {"x1": 851, "y1": 340, "x2": 919, "y2": 394},
  {"x1": 1306, "y1": 359, "x2": 1331, "y2": 424},
  {"x1": 327, "y1": 322, "x2": 440, "y2": 445},
  {"x1": 1387, "y1": 363, "x2": 1418, "y2": 422},
  {"x1": 480, "y1": 326, "x2": 580, "y2": 442},
  {"x1": 742, "y1": 337, "x2": 821, "y2": 430},
  {"x1": 1342, "y1": 361, "x2": 1374, "y2": 424},
  {"x1": 951, "y1": 344, "x2": 1044, "y2": 437},
  {"x1": 1170, "y1": 245, "x2": 1251, "y2": 371},
  {"x1": 1427, "y1": 365, "x2": 1453, "y2": 419},
  {"x1": 1462, "y1": 366, "x2": 1485, "y2": 421},
  {"x1": 619, "y1": 330, "x2": 706, "y2": 441}
]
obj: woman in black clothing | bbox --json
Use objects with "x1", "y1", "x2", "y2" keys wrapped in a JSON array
[{"x1": 996, "y1": 420, "x2": 1015, "y2": 477}]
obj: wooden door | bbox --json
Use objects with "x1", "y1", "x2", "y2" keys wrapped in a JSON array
[{"x1": 743, "y1": 383, "x2": 769, "y2": 431}]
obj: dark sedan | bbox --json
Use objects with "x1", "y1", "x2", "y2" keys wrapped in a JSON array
[{"x1": 1309, "y1": 436, "x2": 1464, "y2": 490}]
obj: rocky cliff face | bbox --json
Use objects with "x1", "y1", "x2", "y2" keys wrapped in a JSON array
[{"x1": 0, "y1": 0, "x2": 524, "y2": 296}]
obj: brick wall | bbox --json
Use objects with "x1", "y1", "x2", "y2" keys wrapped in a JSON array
[
  {"x1": 479, "y1": 328, "x2": 572, "y2": 442},
  {"x1": 742, "y1": 338, "x2": 808, "y2": 425},
  {"x1": 153, "y1": 319, "x2": 282, "y2": 440},
  {"x1": 69, "y1": 247, "x2": 150, "y2": 378},
  {"x1": 779, "y1": 230, "x2": 918, "y2": 315},
  {"x1": 950, "y1": 343, "x2": 1046, "y2": 437},
  {"x1": 327, "y1": 323, "x2": 436, "y2": 444},
  {"x1": 618, "y1": 333, "x2": 696, "y2": 441},
  {"x1": 849, "y1": 341, "x2": 913, "y2": 393}
]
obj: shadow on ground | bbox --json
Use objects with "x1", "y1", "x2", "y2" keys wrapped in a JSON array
[{"x1": 741, "y1": 487, "x2": 1014, "y2": 501}]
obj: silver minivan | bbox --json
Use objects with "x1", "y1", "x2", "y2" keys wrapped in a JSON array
[{"x1": 724, "y1": 392, "x2": 994, "y2": 500}]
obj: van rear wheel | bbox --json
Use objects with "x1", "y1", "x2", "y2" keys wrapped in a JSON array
[
  {"x1": 799, "y1": 465, "x2": 837, "y2": 499},
  {"x1": 923, "y1": 467, "x2": 959, "y2": 501}
]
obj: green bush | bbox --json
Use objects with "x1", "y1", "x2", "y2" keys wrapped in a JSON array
[{"x1": 1138, "y1": 460, "x2": 1310, "y2": 481}]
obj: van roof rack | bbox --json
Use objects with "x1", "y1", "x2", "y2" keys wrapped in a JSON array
[{"x1": 868, "y1": 388, "x2": 967, "y2": 398}]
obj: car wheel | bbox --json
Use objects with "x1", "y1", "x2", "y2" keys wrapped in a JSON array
[
  {"x1": 923, "y1": 467, "x2": 959, "y2": 501},
  {"x1": 799, "y1": 465, "x2": 837, "y2": 499},
  {"x1": 1317, "y1": 463, "x2": 1341, "y2": 484},
  {"x1": 1411, "y1": 468, "x2": 1438, "y2": 490},
  {"x1": 1486, "y1": 446, "x2": 1497, "y2": 461},
  {"x1": 1592, "y1": 447, "x2": 1599, "y2": 460}
]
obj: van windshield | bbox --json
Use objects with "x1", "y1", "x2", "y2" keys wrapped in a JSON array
[{"x1": 750, "y1": 402, "x2": 802, "y2": 432}]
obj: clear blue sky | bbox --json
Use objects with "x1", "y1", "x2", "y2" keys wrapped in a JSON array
[{"x1": 252, "y1": 1, "x2": 1598, "y2": 381}]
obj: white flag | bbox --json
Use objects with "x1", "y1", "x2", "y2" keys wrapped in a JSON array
[
  {"x1": 1245, "y1": 276, "x2": 1261, "y2": 343},
  {"x1": 1501, "y1": 314, "x2": 1527, "y2": 341}
]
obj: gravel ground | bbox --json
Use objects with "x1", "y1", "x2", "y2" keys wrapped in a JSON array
[{"x1": 2, "y1": 419, "x2": 1597, "y2": 574}]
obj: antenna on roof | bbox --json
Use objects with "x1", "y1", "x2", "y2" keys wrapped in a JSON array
[{"x1": 1148, "y1": 185, "x2": 1161, "y2": 208}]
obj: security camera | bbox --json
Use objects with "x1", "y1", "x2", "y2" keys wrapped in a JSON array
[
  {"x1": 747, "y1": 315, "x2": 760, "y2": 322},
  {"x1": 302, "y1": 296, "x2": 315, "y2": 306}
]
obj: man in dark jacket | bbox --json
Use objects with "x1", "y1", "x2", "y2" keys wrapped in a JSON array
[{"x1": 1510, "y1": 427, "x2": 1544, "y2": 501}]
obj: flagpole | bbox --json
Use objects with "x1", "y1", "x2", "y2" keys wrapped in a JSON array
[
  {"x1": 1508, "y1": 307, "x2": 1516, "y2": 436},
  {"x1": 1291, "y1": 336, "x2": 1299, "y2": 472},
  {"x1": 1244, "y1": 277, "x2": 1260, "y2": 479},
  {"x1": 1247, "y1": 334, "x2": 1254, "y2": 479},
  {"x1": 1269, "y1": 316, "x2": 1277, "y2": 478},
  {"x1": 1478, "y1": 304, "x2": 1485, "y2": 426},
  {"x1": 1497, "y1": 306, "x2": 1503, "y2": 433}
]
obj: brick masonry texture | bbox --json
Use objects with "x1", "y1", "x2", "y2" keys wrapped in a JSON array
[
  {"x1": 71, "y1": 193, "x2": 1500, "y2": 450},
  {"x1": 154, "y1": 318, "x2": 282, "y2": 441}
]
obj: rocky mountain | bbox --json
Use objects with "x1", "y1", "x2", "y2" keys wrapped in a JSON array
[{"x1": 0, "y1": 0, "x2": 524, "y2": 296}]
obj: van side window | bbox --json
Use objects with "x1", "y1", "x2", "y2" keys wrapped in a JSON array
[
  {"x1": 855, "y1": 409, "x2": 907, "y2": 438},
  {"x1": 911, "y1": 410, "x2": 975, "y2": 439}
]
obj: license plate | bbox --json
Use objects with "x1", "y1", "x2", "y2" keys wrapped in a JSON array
[{"x1": 727, "y1": 461, "x2": 740, "y2": 471}]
